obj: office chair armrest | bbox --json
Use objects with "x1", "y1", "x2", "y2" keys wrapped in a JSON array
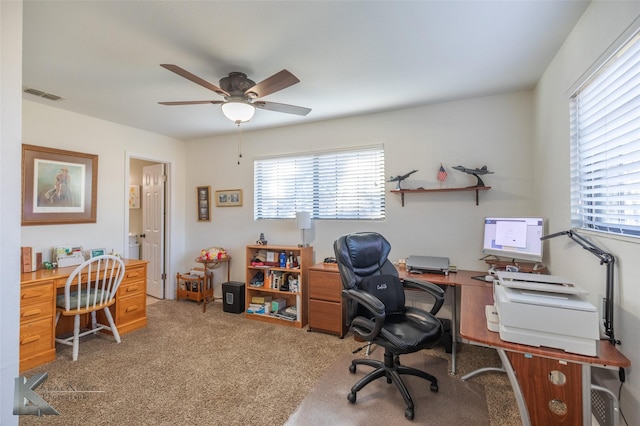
[
  {"x1": 342, "y1": 288, "x2": 385, "y2": 315},
  {"x1": 342, "y1": 288, "x2": 386, "y2": 341},
  {"x1": 402, "y1": 279, "x2": 446, "y2": 315}
]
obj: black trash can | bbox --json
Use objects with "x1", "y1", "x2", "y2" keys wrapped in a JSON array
[
  {"x1": 438, "y1": 318, "x2": 452, "y2": 353},
  {"x1": 222, "y1": 281, "x2": 245, "y2": 314}
]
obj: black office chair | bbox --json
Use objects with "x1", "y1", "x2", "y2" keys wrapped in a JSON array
[{"x1": 333, "y1": 232, "x2": 445, "y2": 420}]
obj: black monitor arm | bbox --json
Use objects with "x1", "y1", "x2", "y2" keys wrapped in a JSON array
[{"x1": 541, "y1": 230, "x2": 618, "y2": 346}]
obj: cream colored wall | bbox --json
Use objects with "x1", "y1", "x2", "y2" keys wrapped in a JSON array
[
  {"x1": 1, "y1": 1, "x2": 22, "y2": 424},
  {"x1": 21, "y1": 101, "x2": 188, "y2": 298},
  {"x1": 184, "y1": 90, "x2": 536, "y2": 284},
  {"x1": 535, "y1": 2, "x2": 640, "y2": 423}
]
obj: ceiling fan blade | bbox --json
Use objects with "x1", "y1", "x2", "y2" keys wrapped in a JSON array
[
  {"x1": 158, "y1": 101, "x2": 224, "y2": 106},
  {"x1": 160, "y1": 64, "x2": 230, "y2": 97},
  {"x1": 245, "y1": 70, "x2": 300, "y2": 99},
  {"x1": 254, "y1": 101, "x2": 311, "y2": 116}
]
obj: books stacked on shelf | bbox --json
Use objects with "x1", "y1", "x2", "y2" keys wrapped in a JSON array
[{"x1": 247, "y1": 303, "x2": 265, "y2": 314}]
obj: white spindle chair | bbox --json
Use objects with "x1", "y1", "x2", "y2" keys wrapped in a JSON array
[{"x1": 55, "y1": 255, "x2": 125, "y2": 361}]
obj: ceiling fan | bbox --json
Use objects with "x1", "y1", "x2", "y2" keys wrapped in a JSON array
[{"x1": 158, "y1": 64, "x2": 311, "y2": 124}]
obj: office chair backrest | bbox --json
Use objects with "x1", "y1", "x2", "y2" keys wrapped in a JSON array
[
  {"x1": 359, "y1": 274, "x2": 405, "y2": 314},
  {"x1": 334, "y1": 232, "x2": 398, "y2": 291},
  {"x1": 334, "y1": 232, "x2": 401, "y2": 323}
]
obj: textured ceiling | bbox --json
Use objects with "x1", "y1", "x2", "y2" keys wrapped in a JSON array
[{"x1": 22, "y1": 1, "x2": 590, "y2": 140}]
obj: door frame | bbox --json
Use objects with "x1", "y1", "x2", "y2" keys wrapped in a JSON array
[{"x1": 125, "y1": 152, "x2": 172, "y2": 299}]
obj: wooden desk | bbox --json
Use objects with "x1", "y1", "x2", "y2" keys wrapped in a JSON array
[
  {"x1": 398, "y1": 269, "x2": 483, "y2": 375},
  {"x1": 20, "y1": 259, "x2": 148, "y2": 372},
  {"x1": 460, "y1": 284, "x2": 631, "y2": 425}
]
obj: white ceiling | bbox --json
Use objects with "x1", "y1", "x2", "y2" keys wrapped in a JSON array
[{"x1": 22, "y1": 1, "x2": 590, "y2": 141}]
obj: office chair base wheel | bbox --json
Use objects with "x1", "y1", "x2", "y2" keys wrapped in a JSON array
[
  {"x1": 347, "y1": 392, "x2": 357, "y2": 404},
  {"x1": 405, "y1": 408, "x2": 414, "y2": 420},
  {"x1": 430, "y1": 383, "x2": 438, "y2": 392},
  {"x1": 349, "y1": 364, "x2": 357, "y2": 374}
]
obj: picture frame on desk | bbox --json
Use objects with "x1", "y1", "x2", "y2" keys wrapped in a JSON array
[
  {"x1": 90, "y1": 248, "x2": 106, "y2": 258},
  {"x1": 21, "y1": 144, "x2": 98, "y2": 226}
]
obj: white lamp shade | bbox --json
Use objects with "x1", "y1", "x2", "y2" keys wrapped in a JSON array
[
  {"x1": 296, "y1": 212, "x2": 311, "y2": 230},
  {"x1": 221, "y1": 101, "x2": 255, "y2": 123}
]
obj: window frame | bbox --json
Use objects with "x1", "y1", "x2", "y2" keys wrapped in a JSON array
[
  {"x1": 253, "y1": 145, "x2": 386, "y2": 221},
  {"x1": 569, "y1": 28, "x2": 640, "y2": 239}
]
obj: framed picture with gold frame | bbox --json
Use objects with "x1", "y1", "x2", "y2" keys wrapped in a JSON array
[
  {"x1": 197, "y1": 186, "x2": 211, "y2": 222},
  {"x1": 21, "y1": 144, "x2": 98, "y2": 226},
  {"x1": 215, "y1": 189, "x2": 243, "y2": 207}
]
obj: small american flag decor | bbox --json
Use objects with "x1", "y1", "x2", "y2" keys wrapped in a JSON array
[{"x1": 437, "y1": 164, "x2": 448, "y2": 182}]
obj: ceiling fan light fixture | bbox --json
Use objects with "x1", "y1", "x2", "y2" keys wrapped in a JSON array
[{"x1": 222, "y1": 101, "x2": 255, "y2": 123}]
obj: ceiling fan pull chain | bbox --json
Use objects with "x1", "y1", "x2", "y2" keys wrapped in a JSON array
[{"x1": 236, "y1": 122, "x2": 243, "y2": 165}]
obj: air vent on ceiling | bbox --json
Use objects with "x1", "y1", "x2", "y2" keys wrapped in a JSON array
[{"x1": 23, "y1": 87, "x2": 63, "y2": 101}]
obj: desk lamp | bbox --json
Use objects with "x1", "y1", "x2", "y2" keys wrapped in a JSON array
[
  {"x1": 541, "y1": 229, "x2": 618, "y2": 346},
  {"x1": 296, "y1": 212, "x2": 311, "y2": 247}
]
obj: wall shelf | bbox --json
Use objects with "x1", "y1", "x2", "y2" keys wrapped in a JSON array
[{"x1": 390, "y1": 186, "x2": 491, "y2": 206}]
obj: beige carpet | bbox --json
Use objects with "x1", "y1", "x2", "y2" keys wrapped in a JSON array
[
  {"x1": 18, "y1": 299, "x2": 519, "y2": 425},
  {"x1": 286, "y1": 352, "x2": 489, "y2": 425}
]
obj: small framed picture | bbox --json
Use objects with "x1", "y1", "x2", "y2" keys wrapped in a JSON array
[
  {"x1": 90, "y1": 248, "x2": 106, "y2": 258},
  {"x1": 197, "y1": 186, "x2": 211, "y2": 222},
  {"x1": 215, "y1": 189, "x2": 243, "y2": 207}
]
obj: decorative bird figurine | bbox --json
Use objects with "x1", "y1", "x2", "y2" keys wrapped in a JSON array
[
  {"x1": 452, "y1": 165, "x2": 494, "y2": 187},
  {"x1": 388, "y1": 170, "x2": 418, "y2": 190}
]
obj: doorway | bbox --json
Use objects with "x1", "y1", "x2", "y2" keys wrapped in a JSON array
[{"x1": 128, "y1": 157, "x2": 169, "y2": 300}]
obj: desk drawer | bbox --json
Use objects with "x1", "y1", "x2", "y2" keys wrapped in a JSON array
[
  {"x1": 119, "y1": 279, "x2": 145, "y2": 297},
  {"x1": 20, "y1": 317, "x2": 54, "y2": 359},
  {"x1": 309, "y1": 299, "x2": 344, "y2": 336},
  {"x1": 309, "y1": 270, "x2": 342, "y2": 302},
  {"x1": 123, "y1": 265, "x2": 146, "y2": 283},
  {"x1": 21, "y1": 282, "x2": 54, "y2": 307},
  {"x1": 20, "y1": 299, "x2": 53, "y2": 323},
  {"x1": 116, "y1": 292, "x2": 146, "y2": 324}
]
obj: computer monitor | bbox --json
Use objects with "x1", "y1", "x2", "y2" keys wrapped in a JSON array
[{"x1": 482, "y1": 217, "x2": 544, "y2": 263}]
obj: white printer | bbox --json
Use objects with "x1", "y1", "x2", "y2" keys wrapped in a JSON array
[{"x1": 494, "y1": 271, "x2": 600, "y2": 356}]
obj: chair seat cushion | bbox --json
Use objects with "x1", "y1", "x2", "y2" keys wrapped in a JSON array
[
  {"x1": 375, "y1": 308, "x2": 443, "y2": 353},
  {"x1": 56, "y1": 290, "x2": 107, "y2": 310}
]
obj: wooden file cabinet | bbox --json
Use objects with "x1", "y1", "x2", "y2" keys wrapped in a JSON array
[{"x1": 308, "y1": 263, "x2": 348, "y2": 338}]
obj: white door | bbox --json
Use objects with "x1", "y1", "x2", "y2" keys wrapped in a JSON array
[{"x1": 142, "y1": 163, "x2": 165, "y2": 299}]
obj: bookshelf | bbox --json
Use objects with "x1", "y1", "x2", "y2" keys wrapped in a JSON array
[{"x1": 245, "y1": 244, "x2": 313, "y2": 328}]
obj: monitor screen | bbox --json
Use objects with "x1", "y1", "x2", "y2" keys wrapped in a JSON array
[{"x1": 482, "y1": 217, "x2": 544, "y2": 262}]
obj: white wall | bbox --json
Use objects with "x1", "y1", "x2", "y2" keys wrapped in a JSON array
[
  {"x1": 184, "y1": 90, "x2": 536, "y2": 285},
  {"x1": 1, "y1": 1, "x2": 22, "y2": 424},
  {"x1": 21, "y1": 101, "x2": 188, "y2": 299},
  {"x1": 535, "y1": 1, "x2": 640, "y2": 424}
]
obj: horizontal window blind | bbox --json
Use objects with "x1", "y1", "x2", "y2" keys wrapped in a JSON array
[
  {"x1": 254, "y1": 146, "x2": 385, "y2": 220},
  {"x1": 570, "y1": 32, "x2": 640, "y2": 237}
]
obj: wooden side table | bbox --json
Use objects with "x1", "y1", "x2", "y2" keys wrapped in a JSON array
[
  {"x1": 176, "y1": 272, "x2": 211, "y2": 304},
  {"x1": 196, "y1": 256, "x2": 231, "y2": 313}
]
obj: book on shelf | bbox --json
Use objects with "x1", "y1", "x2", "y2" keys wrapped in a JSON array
[
  {"x1": 274, "y1": 312, "x2": 297, "y2": 321},
  {"x1": 251, "y1": 295, "x2": 272, "y2": 304}
]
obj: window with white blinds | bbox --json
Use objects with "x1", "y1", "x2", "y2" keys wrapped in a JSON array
[
  {"x1": 570, "y1": 31, "x2": 640, "y2": 238},
  {"x1": 254, "y1": 146, "x2": 385, "y2": 220}
]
